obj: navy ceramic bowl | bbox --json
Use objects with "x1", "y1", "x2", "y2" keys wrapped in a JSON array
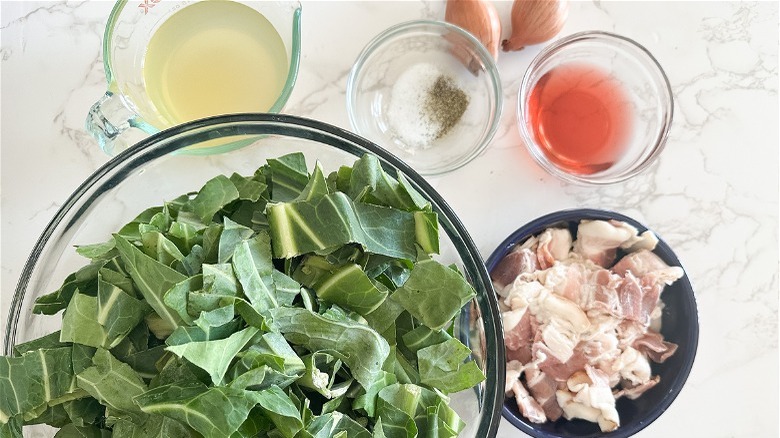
[{"x1": 485, "y1": 208, "x2": 698, "y2": 438}]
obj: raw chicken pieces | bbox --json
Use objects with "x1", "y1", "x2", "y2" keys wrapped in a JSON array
[{"x1": 493, "y1": 220, "x2": 683, "y2": 432}]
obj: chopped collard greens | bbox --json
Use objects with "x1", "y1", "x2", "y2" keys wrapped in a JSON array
[{"x1": 1, "y1": 153, "x2": 485, "y2": 437}]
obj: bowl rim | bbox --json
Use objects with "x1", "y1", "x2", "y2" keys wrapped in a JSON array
[
  {"x1": 517, "y1": 30, "x2": 674, "y2": 186},
  {"x1": 4, "y1": 112, "x2": 506, "y2": 438},
  {"x1": 346, "y1": 19, "x2": 504, "y2": 176},
  {"x1": 485, "y1": 207, "x2": 699, "y2": 438}
]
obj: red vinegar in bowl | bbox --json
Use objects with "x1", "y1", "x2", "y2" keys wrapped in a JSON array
[
  {"x1": 527, "y1": 62, "x2": 633, "y2": 175},
  {"x1": 518, "y1": 31, "x2": 673, "y2": 185}
]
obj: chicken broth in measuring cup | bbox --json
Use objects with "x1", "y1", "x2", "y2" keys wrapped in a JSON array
[
  {"x1": 86, "y1": 0, "x2": 301, "y2": 155},
  {"x1": 143, "y1": 1, "x2": 289, "y2": 126}
]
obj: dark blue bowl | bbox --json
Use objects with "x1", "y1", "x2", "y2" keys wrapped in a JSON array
[{"x1": 486, "y1": 208, "x2": 698, "y2": 438}]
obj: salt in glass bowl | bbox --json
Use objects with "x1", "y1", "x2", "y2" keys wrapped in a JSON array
[
  {"x1": 3, "y1": 113, "x2": 505, "y2": 438},
  {"x1": 347, "y1": 20, "x2": 503, "y2": 176},
  {"x1": 517, "y1": 31, "x2": 674, "y2": 185},
  {"x1": 485, "y1": 208, "x2": 698, "y2": 438}
]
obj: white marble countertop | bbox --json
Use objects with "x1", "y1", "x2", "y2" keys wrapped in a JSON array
[{"x1": 1, "y1": 1, "x2": 778, "y2": 437}]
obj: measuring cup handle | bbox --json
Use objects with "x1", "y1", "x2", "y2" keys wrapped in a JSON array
[{"x1": 85, "y1": 91, "x2": 153, "y2": 156}]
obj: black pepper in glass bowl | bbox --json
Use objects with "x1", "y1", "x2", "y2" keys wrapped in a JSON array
[{"x1": 347, "y1": 20, "x2": 503, "y2": 176}]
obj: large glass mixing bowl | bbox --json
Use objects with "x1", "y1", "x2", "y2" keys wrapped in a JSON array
[{"x1": 3, "y1": 114, "x2": 505, "y2": 437}]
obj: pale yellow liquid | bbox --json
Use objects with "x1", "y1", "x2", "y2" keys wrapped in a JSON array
[{"x1": 143, "y1": 0, "x2": 289, "y2": 126}]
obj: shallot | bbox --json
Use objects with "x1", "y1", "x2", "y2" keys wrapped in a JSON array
[
  {"x1": 502, "y1": 0, "x2": 568, "y2": 51},
  {"x1": 445, "y1": 0, "x2": 502, "y2": 59}
]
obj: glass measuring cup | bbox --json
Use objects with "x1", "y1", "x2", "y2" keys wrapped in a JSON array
[{"x1": 86, "y1": 0, "x2": 302, "y2": 156}]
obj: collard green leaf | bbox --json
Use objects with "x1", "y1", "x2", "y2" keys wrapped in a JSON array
[
  {"x1": 362, "y1": 296, "x2": 405, "y2": 336},
  {"x1": 165, "y1": 319, "x2": 239, "y2": 346},
  {"x1": 375, "y1": 399, "x2": 418, "y2": 438},
  {"x1": 0, "y1": 415, "x2": 22, "y2": 437},
  {"x1": 165, "y1": 326, "x2": 259, "y2": 386},
  {"x1": 396, "y1": 172, "x2": 430, "y2": 211},
  {"x1": 227, "y1": 199, "x2": 267, "y2": 231},
  {"x1": 0, "y1": 347, "x2": 76, "y2": 423},
  {"x1": 200, "y1": 222, "x2": 223, "y2": 263},
  {"x1": 269, "y1": 307, "x2": 390, "y2": 389},
  {"x1": 167, "y1": 221, "x2": 200, "y2": 254},
  {"x1": 234, "y1": 299, "x2": 270, "y2": 330},
  {"x1": 114, "y1": 234, "x2": 186, "y2": 331},
  {"x1": 231, "y1": 408, "x2": 272, "y2": 438},
  {"x1": 141, "y1": 231, "x2": 185, "y2": 267},
  {"x1": 294, "y1": 162, "x2": 330, "y2": 202},
  {"x1": 232, "y1": 232, "x2": 278, "y2": 312},
  {"x1": 249, "y1": 386, "x2": 303, "y2": 438},
  {"x1": 163, "y1": 275, "x2": 202, "y2": 325},
  {"x1": 92, "y1": 275, "x2": 148, "y2": 340},
  {"x1": 188, "y1": 174, "x2": 240, "y2": 224},
  {"x1": 134, "y1": 382, "x2": 256, "y2": 438},
  {"x1": 267, "y1": 193, "x2": 417, "y2": 261},
  {"x1": 352, "y1": 370, "x2": 396, "y2": 418},
  {"x1": 75, "y1": 240, "x2": 116, "y2": 261},
  {"x1": 272, "y1": 270, "x2": 301, "y2": 307},
  {"x1": 230, "y1": 172, "x2": 266, "y2": 203},
  {"x1": 305, "y1": 411, "x2": 371, "y2": 438},
  {"x1": 390, "y1": 259, "x2": 476, "y2": 331},
  {"x1": 60, "y1": 276, "x2": 149, "y2": 349},
  {"x1": 413, "y1": 211, "x2": 439, "y2": 255},
  {"x1": 328, "y1": 165, "x2": 352, "y2": 193},
  {"x1": 267, "y1": 193, "x2": 357, "y2": 259},
  {"x1": 62, "y1": 397, "x2": 104, "y2": 428},
  {"x1": 218, "y1": 217, "x2": 255, "y2": 264},
  {"x1": 116, "y1": 205, "x2": 164, "y2": 241},
  {"x1": 59, "y1": 294, "x2": 106, "y2": 349},
  {"x1": 186, "y1": 290, "x2": 238, "y2": 316},
  {"x1": 347, "y1": 154, "x2": 429, "y2": 212},
  {"x1": 32, "y1": 262, "x2": 102, "y2": 315},
  {"x1": 393, "y1": 349, "x2": 421, "y2": 385},
  {"x1": 297, "y1": 352, "x2": 350, "y2": 399},
  {"x1": 98, "y1": 267, "x2": 136, "y2": 297},
  {"x1": 71, "y1": 345, "x2": 97, "y2": 376},
  {"x1": 267, "y1": 152, "x2": 310, "y2": 202},
  {"x1": 312, "y1": 263, "x2": 388, "y2": 315},
  {"x1": 52, "y1": 423, "x2": 107, "y2": 437},
  {"x1": 13, "y1": 331, "x2": 66, "y2": 356},
  {"x1": 75, "y1": 348, "x2": 148, "y2": 421},
  {"x1": 417, "y1": 338, "x2": 485, "y2": 394},
  {"x1": 401, "y1": 326, "x2": 452, "y2": 357},
  {"x1": 202, "y1": 263, "x2": 240, "y2": 296},
  {"x1": 351, "y1": 202, "x2": 417, "y2": 261},
  {"x1": 247, "y1": 332, "x2": 306, "y2": 377},
  {"x1": 228, "y1": 365, "x2": 289, "y2": 392},
  {"x1": 25, "y1": 403, "x2": 70, "y2": 428},
  {"x1": 111, "y1": 414, "x2": 192, "y2": 438},
  {"x1": 419, "y1": 389, "x2": 464, "y2": 436},
  {"x1": 179, "y1": 244, "x2": 205, "y2": 277},
  {"x1": 149, "y1": 356, "x2": 207, "y2": 389},
  {"x1": 226, "y1": 332, "x2": 305, "y2": 392},
  {"x1": 166, "y1": 306, "x2": 241, "y2": 346},
  {"x1": 377, "y1": 384, "x2": 421, "y2": 418}
]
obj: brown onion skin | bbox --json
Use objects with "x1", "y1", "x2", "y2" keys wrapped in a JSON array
[
  {"x1": 502, "y1": 0, "x2": 568, "y2": 52},
  {"x1": 445, "y1": 0, "x2": 502, "y2": 59}
]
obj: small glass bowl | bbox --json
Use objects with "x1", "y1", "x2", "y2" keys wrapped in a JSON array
[
  {"x1": 518, "y1": 31, "x2": 673, "y2": 185},
  {"x1": 347, "y1": 20, "x2": 503, "y2": 176}
]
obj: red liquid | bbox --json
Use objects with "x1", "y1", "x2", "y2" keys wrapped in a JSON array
[{"x1": 528, "y1": 62, "x2": 633, "y2": 175}]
